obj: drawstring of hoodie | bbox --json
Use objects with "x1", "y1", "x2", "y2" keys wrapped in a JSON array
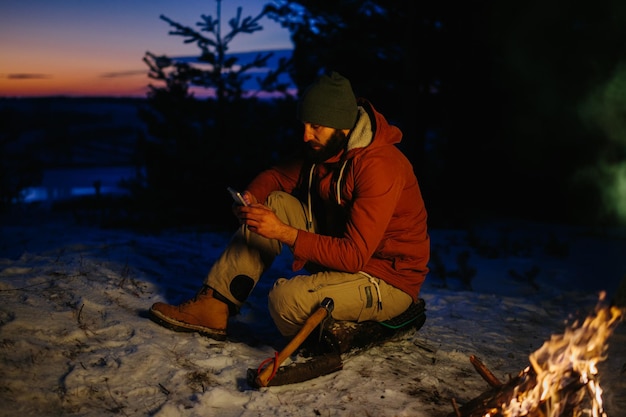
[
  {"x1": 307, "y1": 160, "x2": 350, "y2": 226},
  {"x1": 306, "y1": 164, "x2": 316, "y2": 230},
  {"x1": 336, "y1": 160, "x2": 348, "y2": 205},
  {"x1": 359, "y1": 271, "x2": 383, "y2": 310}
]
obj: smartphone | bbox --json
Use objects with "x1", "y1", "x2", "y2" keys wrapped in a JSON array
[{"x1": 227, "y1": 187, "x2": 248, "y2": 206}]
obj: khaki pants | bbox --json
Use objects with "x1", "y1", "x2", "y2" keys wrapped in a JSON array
[{"x1": 205, "y1": 191, "x2": 413, "y2": 336}]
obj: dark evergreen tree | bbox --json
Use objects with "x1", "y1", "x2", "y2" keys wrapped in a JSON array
[{"x1": 134, "y1": 1, "x2": 297, "y2": 228}]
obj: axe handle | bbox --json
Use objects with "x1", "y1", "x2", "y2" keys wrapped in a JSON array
[{"x1": 255, "y1": 303, "x2": 331, "y2": 387}]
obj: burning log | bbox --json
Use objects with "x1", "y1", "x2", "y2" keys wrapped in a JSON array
[
  {"x1": 448, "y1": 366, "x2": 587, "y2": 417},
  {"x1": 449, "y1": 293, "x2": 623, "y2": 417}
]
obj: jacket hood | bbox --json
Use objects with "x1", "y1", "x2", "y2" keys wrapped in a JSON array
[{"x1": 346, "y1": 98, "x2": 403, "y2": 153}]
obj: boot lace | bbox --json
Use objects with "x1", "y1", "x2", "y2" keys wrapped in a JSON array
[{"x1": 179, "y1": 285, "x2": 211, "y2": 306}]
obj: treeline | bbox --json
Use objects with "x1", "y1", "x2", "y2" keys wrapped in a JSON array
[
  {"x1": 3, "y1": 0, "x2": 625, "y2": 229},
  {"x1": 135, "y1": 0, "x2": 626, "y2": 228}
]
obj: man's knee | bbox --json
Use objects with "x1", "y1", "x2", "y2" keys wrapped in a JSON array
[
  {"x1": 265, "y1": 190, "x2": 291, "y2": 208},
  {"x1": 268, "y1": 277, "x2": 289, "y2": 300},
  {"x1": 268, "y1": 278, "x2": 297, "y2": 320},
  {"x1": 268, "y1": 278, "x2": 311, "y2": 336},
  {"x1": 265, "y1": 191, "x2": 309, "y2": 231}
]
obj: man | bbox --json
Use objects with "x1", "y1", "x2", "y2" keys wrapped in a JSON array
[{"x1": 149, "y1": 71, "x2": 430, "y2": 340}]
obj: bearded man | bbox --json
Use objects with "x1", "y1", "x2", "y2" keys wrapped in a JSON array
[{"x1": 149, "y1": 71, "x2": 430, "y2": 341}]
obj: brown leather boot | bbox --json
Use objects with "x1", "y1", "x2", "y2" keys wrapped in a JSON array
[{"x1": 149, "y1": 286, "x2": 229, "y2": 340}]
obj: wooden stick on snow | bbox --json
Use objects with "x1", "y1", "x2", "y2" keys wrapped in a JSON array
[{"x1": 469, "y1": 355, "x2": 502, "y2": 388}]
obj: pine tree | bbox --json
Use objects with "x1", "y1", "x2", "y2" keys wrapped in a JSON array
[{"x1": 132, "y1": 1, "x2": 296, "y2": 228}]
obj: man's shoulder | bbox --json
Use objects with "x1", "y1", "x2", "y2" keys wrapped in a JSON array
[{"x1": 352, "y1": 143, "x2": 411, "y2": 168}]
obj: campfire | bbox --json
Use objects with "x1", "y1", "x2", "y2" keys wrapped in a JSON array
[{"x1": 450, "y1": 292, "x2": 624, "y2": 417}]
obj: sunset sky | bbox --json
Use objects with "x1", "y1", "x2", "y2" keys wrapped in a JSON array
[{"x1": 0, "y1": 0, "x2": 292, "y2": 98}]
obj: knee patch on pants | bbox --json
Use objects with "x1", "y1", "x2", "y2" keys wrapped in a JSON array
[{"x1": 229, "y1": 274, "x2": 254, "y2": 303}]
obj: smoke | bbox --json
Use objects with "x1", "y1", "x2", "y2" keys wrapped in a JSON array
[
  {"x1": 576, "y1": 63, "x2": 626, "y2": 225},
  {"x1": 580, "y1": 63, "x2": 626, "y2": 145},
  {"x1": 573, "y1": 162, "x2": 626, "y2": 225}
]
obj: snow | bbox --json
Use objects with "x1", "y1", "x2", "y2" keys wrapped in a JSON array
[{"x1": 1, "y1": 211, "x2": 625, "y2": 417}]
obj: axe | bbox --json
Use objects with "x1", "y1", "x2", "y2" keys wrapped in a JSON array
[{"x1": 248, "y1": 297, "x2": 337, "y2": 388}]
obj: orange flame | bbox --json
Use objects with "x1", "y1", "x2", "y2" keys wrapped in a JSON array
[{"x1": 496, "y1": 292, "x2": 624, "y2": 417}]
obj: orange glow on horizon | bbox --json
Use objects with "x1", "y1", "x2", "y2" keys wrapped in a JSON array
[
  {"x1": 0, "y1": 72, "x2": 151, "y2": 98},
  {"x1": 1, "y1": 1, "x2": 292, "y2": 98}
]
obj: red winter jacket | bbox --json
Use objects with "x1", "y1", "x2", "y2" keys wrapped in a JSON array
[{"x1": 246, "y1": 99, "x2": 429, "y2": 301}]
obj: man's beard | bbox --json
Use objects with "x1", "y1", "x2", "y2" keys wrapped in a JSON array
[{"x1": 305, "y1": 130, "x2": 349, "y2": 163}]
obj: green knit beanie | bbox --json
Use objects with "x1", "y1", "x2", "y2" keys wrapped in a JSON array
[{"x1": 297, "y1": 71, "x2": 358, "y2": 129}]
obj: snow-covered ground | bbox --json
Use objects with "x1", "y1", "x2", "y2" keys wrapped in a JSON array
[{"x1": 1, "y1": 210, "x2": 625, "y2": 417}]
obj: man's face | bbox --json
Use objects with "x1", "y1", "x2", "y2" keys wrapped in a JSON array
[{"x1": 302, "y1": 123, "x2": 349, "y2": 163}]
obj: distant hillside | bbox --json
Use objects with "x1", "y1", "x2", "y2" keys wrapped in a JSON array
[{"x1": 1, "y1": 97, "x2": 147, "y2": 168}]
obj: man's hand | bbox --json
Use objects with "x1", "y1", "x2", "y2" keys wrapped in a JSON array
[
  {"x1": 235, "y1": 203, "x2": 298, "y2": 246},
  {"x1": 241, "y1": 191, "x2": 257, "y2": 205}
]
